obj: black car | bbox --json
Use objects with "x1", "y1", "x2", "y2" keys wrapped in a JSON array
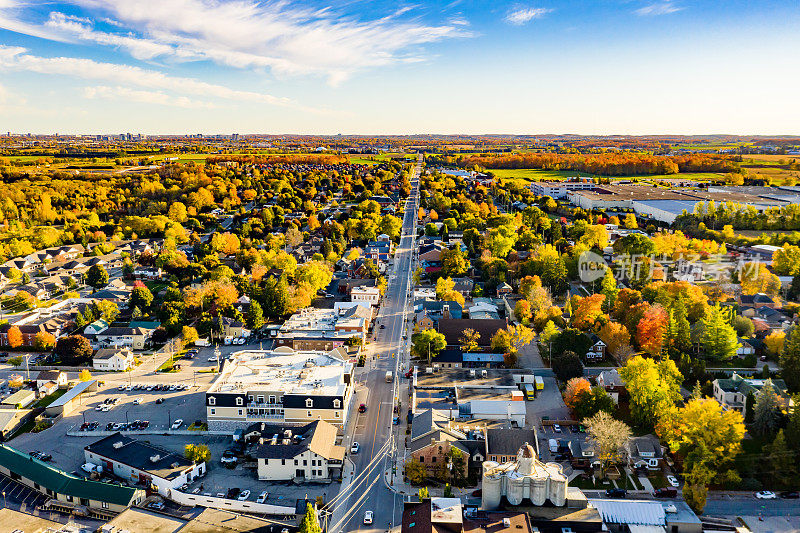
[
  {"x1": 106, "y1": 422, "x2": 115, "y2": 431},
  {"x1": 606, "y1": 488, "x2": 627, "y2": 498},
  {"x1": 226, "y1": 487, "x2": 241, "y2": 499},
  {"x1": 780, "y1": 491, "x2": 799, "y2": 499},
  {"x1": 155, "y1": 398, "x2": 164, "y2": 404}
]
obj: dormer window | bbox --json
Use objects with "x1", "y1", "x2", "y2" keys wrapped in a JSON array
[
  {"x1": 236, "y1": 397, "x2": 244, "y2": 406},
  {"x1": 306, "y1": 398, "x2": 314, "y2": 408},
  {"x1": 333, "y1": 399, "x2": 341, "y2": 409},
  {"x1": 208, "y1": 397, "x2": 216, "y2": 406}
]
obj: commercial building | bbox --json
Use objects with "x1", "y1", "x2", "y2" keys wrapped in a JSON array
[
  {"x1": 0, "y1": 444, "x2": 143, "y2": 519},
  {"x1": 251, "y1": 420, "x2": 345, "y2": 481},
  {"x1": 402, "y1": 498, "x2": 533, "y2": 533},
  {"x1": 529, "y1": 180, "x2": 595, "y2": 199},
  {"x1": 350, "y1": 285, "x2": 381, "y2": 305},
  {"x1": 275, "y1": 306, "x2": 370, "y2": 350},
  {"x1": 205, "y1": 347, "x2": 354, "y2": 431},
  {"x1": 93, "y1": 347, "x2": 135, "y2": 371},
  {"x1": 84, "y1": 433, "x2": 205, "y2": 497}
]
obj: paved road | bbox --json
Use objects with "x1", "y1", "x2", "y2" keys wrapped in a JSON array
[
  {"x1": 328, "y1": 156, "x2": 421, "y2": 533},
  {"x1": 703, "y1": 493, "x2": 800, "y2": 517}
]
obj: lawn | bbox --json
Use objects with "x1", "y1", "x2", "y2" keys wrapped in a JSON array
[{"x1": 32, "y1": 388, "x2": 67, "y2": 409}]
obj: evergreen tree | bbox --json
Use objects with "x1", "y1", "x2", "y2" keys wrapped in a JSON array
[
  {"x1": 786, "y1": 394, "x2": 800, "y2": 450},
  {"x1": 247, "y1": 300, "x2": 265, "y2": 330},
  {"x1": 752, "y1": 379, "x2": 781, "y2": 436},
  {"x1": 263, "y1": 276, "x2": 288, "y2": 319},
  {"x1": 298, "y1": 504, "x2": 322, "y2": 533},
  {"x1": 767, "y1": 430, "x2": 797, "y2": 488},
  {"x1": 780, "y1": 326, "x2": 800, "y2": 392},
  {"x1": 702, "y1": 305, "x2": 739, "y2": 360},
  {"x1": 744, "y1": 391, "x2": 755, "y2": 424},
  {"x1": 600, "y1": 268, "x2": 618, "y2": 312},
  {"x1": 673, "y1": 298, "x2": 691, "y2": 353}
]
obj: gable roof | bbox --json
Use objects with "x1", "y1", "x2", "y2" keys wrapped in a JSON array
[
  {"x1": 437, "y1": 318, "x2": 508, "y2": 347},
  {"x1": 0, "y1": 444, "x2": 138, "y2": 506}
]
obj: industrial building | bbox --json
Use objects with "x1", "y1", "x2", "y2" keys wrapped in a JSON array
[{"x1": 481, "y1": 443, "x2": 568, "y2": 508}]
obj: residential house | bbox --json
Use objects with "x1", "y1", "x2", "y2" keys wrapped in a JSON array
[
  {"x1": 212, "y1": 317, "x2": 250, "y2": 339},
  {"x1": 596, "y1": 369, "x2": 625, "y2": 404},
  {"x1": 567, "y1": 440, "x2": 597, "y2": 469},
  {"x1": 85, "y1": 433, "x2": 205, "y2": 497},
  {"x1": 436, "y1": 318, "x2": 508, "y2": 350},
  {"x1": 84, "y1": 319, "x2": 110, "y2": 336},
  {"x1": 415, "y1": 300, "x2": 462, "y2": 330},
  {"x1": 485, "y1": 428, "x2": 538, "y2": 464},
  {"x1": 467, "y1": 300, "x2": 499, "y2": 320},
  {"x1": 627, "y1": 435, "x2": 664, "y2": 471},
  {"x1": 94, "y1": 327, "x2": 152, "y2": 350},
  {"x1": 364, "y1": 240, "x2": 391, "y2": 263},
  {"x1": 418, "y1": 243, "x2": 445, "y2": 263},
  {"x1": 0, "y1": 322, "x2": 62, "y2": 348},
  {"x1": 738, "y1": 293, "x2": 777, "y2": 309},
  {"x1": 93, "y1": 348, "x2": 135, "y2": 372},
  {"x1": 0, "y1": 444, "x2": 143, "y2": 519},
  {"x1": 495, "y1": 282, "x2": 512, "y2": 297},
  {"x1": 451, "y1": 278, "x2": 475, "y2": 297},
  {"x1": 712, "y1": 373, "x2": 793, "y2": 413},
  {"x1": 252, "y1": 420, "x2": 345, "y2": 481},
  {"x1": 35, "y1": 370, "x2": 67, "y2": 390},
  {"x1": 585, "y1": 335, "x2": 606, "y2": 362},
  {"x1": 409, "y1": 410, "x2": 473, "y2": 479},
  {"x1": 337, "y1": 277, "x2": 377, "y2": 295}
]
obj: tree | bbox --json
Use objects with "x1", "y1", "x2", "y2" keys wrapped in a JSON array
[
  {"x1": 459, "y1": 329, "x2": 481, "y2": 352},
  {"x1": 34, "y1": 331, "x2": 56, "y2": 351},
  {"x1": 412, "y1": 330, "x2": 446, "y2": 362},
  {"x1": 619, "y1": 356, "x2": 682, "y2": 428},
  {"x1": 732, "y1": 315, "x2": 754, "y2": 338},
  {"x1": 597, "y1": 321, "x2": 630, "y2": 358},
  {"x1": 93, "y1": 300, "x2": 120, "y2": 324},
  {"x1": 247, "y1": 300, "x2": 265, "y2": 331},
  {"x1": 182, "y1": 326, "x2": 199, "y2": 346},
  {"x1": 131, "y1": 285, "x2": 154, "y2": 310},
  {"x1": 585, "y1": 411, "x2": 631, "y2": 468},
  {"x1": 636, "y1": 305, "x2": 668, "y2": 356},
  {"x1": 514, "y1": 300, "x2": 532, "y2": 323},
  {"x1": 435, "y1": 277, "x2": 465, "y2": 306},
  {"x1": 741, "y1": 263, "x2": 780, "y2": 296},
  {"x1": 780, "y1": 326, "x2": 800, "y2": 392},
  {"x1": 702, "y1": 305, "x2": 740, "y2": 360},
  {"x1": 168, "y1": 202, "x2": 188, "y2": 223},
  {"x1": 507, "y1": 324, "x2": 534, "y2": 353},
  {"x1": 184, "y1": 444, "x2": 211, "y2": 463},
  {"x1": 405, "y1": 457, "x2": 427, "y2": 485},
  {"x1": 772, "y1": 244, "x2": 800, "y2": 276},
  {"x1": 600, "y1": 268, "x2": 619, "y2": 312},
  {"x1": 86, "y1": 264, "x2": 109, "y2": 290},
  {"x1": 418, "y1": 486, "x2": 430, "y2": 500},
  {"x1": 485, "y1": 225, "x2": 517, "y2": 258},
  {"x1": 765, "y1": 330, "x2": 785, "y2": 357},
  {"x1": 491, "y1": 329, "x2": 511, "y2": 354},
  {"x1": 552, "y1": 351, "x2": 583, "y2": 383},
  {"x1": 564, "y1": 378, "x2": 592, "y2": 410},
  {"x1": 6, "y1": 326, "x2": 22, "y2": 348},
  {"x1": 7, "y1": 356, "x2": 23, "y2": 367},
  {"x1": 573, "y1": 386, "x2": 617, "y2": 419},
  {"x1": 570, "y1": 294, "x2": 605, "y2": 330},
  {"x1": 752, "y1": 379, "x2": 781, "y2": 436},
  {"x1": 79, "y1": 369, "x2": 92, "y2": 382},
  {"x1": 670, "y1": 298, "x2": 691, "y2": 354},
  {"x1": 296, "y1": 261, "x2": 333, "y2": 293},
  {"x1": 54, "y1": 335, "x2": 93, "y2": 365},
  {"x1": 786, "y1": 394, "x2": 800, "y2": 449},
  {"x1": 551, "y1": 328, "x2": 593, "y2": 359},
  {"x1": 657, "y1": 399, "x2": 744, "y2": 513},
  {"x1": 623, "y1": 213, "x2": 638, "y2": 229},
  {"x1": 766, "y1": 430, "x2": 797, "y2": 488},
  {"x1": 441, "y1": 247, "x2": 468, "y2": 278}
]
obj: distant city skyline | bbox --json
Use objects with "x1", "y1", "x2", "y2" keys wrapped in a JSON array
[{"x1": 1, "y1": 0, "x2": 798, "y2": 134}]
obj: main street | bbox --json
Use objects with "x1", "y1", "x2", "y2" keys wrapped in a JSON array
[{"x1": 327, "y1": 156, "x2": 421, "y2": 533}]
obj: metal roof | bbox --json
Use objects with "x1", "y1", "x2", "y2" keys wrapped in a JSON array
[{"x1": 588, "y1": 499, "x2": 666, "y2": 526}]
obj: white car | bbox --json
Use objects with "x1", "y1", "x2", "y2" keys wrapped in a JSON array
[
  {"x1": 755, "y1": 491, "x2": 777, "y2": 500},
  {"x1": 553, "y1": 424, "x2": 562, "y2": 433},
  {"x1": 237, "y1": 490, "x2": 251, "y2": 501},
  {"x1": 81, "y1": 463, "x2": 102, "y2": 474},
  {"x1": 171, "y1": 419, "x2": 183, "y2": 430},
  {"x1": 351, "y1": 442, "x2": 360, "y2": 454},
  {"x1": 667, "y1": 475, "x2": 679, "y2": 487},
  {"x1": 118, "y1": 385, "x2": 125, "y2": 391},
  {"x1": 363, "y1": 511, "x2": 373, "y2": 525},
  {"x1": 256, "y1": 491, "x2": 269, "y2": 503},
  {"x1": 133, "y1": 398, "x2": 143, "y2": 405},
  {"x1": 208, "y1": 356, "x2": 219, "y2": 362}
]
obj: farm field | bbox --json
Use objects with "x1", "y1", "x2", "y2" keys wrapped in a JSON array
[{"x1": 741, "y1": 166, "x2": 800, "y2": 186}]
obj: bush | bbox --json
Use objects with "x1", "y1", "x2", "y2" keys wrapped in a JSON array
[
  {"x1": 552, "y1": 351, "x2": 584, "y2": 382},
  {"x1": 742, "y1": 355, "x2": 756, "y2": 368},
  {"x1": 32, "y1": 420, "x2": 53, "y2": 433},
  {"x1": 739, "y1": 477, "x2": 761, "y2": 491}
]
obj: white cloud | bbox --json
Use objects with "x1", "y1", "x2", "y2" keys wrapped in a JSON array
[
  {"x1": 635, "y1": 2, "x2": 682, "y2": 16},
  {"x1": 0, "y1": 45, "x2": 299, "y2": 108},
  {"x1": 40, "y1": 0, "x2": 472, "y2": 84},
  {"x1": 505, "y1": 6, "x2": 551, "y2": 25},
  {"x1": 84, "y1": 85, "x2": 216, "y2": 109}
]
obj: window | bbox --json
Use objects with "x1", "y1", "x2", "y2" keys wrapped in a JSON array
[
  {"x1": 419, "y1": 456, "x2": 424, "y2": 463},
  {"x1": 431, "y1": 456, "x2": 437, "y2": 463},
  {"x1": 102, "y1": 502, "x2": 109, "y2": 509},
  {"x1": 210, "y1": 408, "x2": 216, "y2": 415},
  {"x1": 81, "y1": 498, "x2": 89, "y2": 506},
  {"x1": 335, "y1": 411, "x2": 340, "y2": 418},
  {"x1": 208, "y1": 397, "x2": 216, "y2": 406},
  {"x1": 269, "y1": 395, "x2": 276, "y2": 404},
  {"x1": 303, "y1": 460, "x2": 307, "y2": 466},
  {"x1": 248, "y1": 395, "x2": 254, "y2": 402},
  {"x1": 305, "y1": 398, "x2": 314, "y2": 408},
  {"x1": 307, "y1": 411, "x2": 312, "y2": 417},
  {"x1": 238, "y1": 409, "x2": 243, "y2": 416},
  {"x1": 258, "y1": 395, "x2": 264, "y2": 403},
  {"x1": 236, "y1": 397, "x2": 244, "y2": 406},
  {"x1": 333, "y1": 399, "x2": 341, "y2": 409},
  {"x1": 282, "y1": 459, "x2": 286, "y2": 465}
]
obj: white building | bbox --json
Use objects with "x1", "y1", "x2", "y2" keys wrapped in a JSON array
[
  {"x1": 84, "y1": 433, "x2": 205, "y2": 498},
  {"x1": 93, "y1": 348, "x2": 135, "y2": 371},
  {"x1": 350, "y1": 286, "x2": 380, "y2": 305},
  {"x1": 205, "y1": 347, "x2": 354, "y2": 432},
  {"x1": 529, "y1": 180, "x2": 594, "y2": 199},
  {"x1": 251, "y1": 420, "x2": 345, "y2": 482}
]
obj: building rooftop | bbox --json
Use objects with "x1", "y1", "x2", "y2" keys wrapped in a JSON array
[
  {"x1": 253, "y1": 420, "x2": 345, "y2": 462},
  {"x1": 85, "y1": 433, "x2": 194, "y2": 481},
  {"x1": 208, "y1": 347, "x2": 352, "y2": 397}
]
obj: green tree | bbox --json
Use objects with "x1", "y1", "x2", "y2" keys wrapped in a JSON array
[
  {"x1": 671, "y1": 298, "x2": 691, "y2": 353},
  {"x1": 406, "y1": 457, "x2": 427, "y2": 485},
  {"x1": 7, "y1": 356, "x2": 23, "y2": 367},
  {"x1": 485, "y1": 225, "x2": 517, "y2": 258},
  {"x1": 296, "y1": 261, "x2": 333, "y2": 293},
  {"x1": 766, "y1": 430, "x2": 797, "y2": 488},
  {"x1": 752, "y1": 379, "x2": 781, "y2": 436},
  {"x1": 573, "y1": 386, "x2": 617, "y2": 420},
  {"x1": 130, "y1": 285, "x2": 154, "y2": 310},
  {"x1": 86, "y1": 264, "x2": 109, "y2": 290},
  {"x1": 552, "y1": 351, "x2": 584, "y2": 383},
  {"x1": 619, "y1": 355, "x2": 682, "y2": 428},
  {"x1": 600, "y1": 268, "x2": 618, "y2": 312},
  {"x1": 702, "y1": 305, "x2": 739, "y2": 360},
  {"x1": 780, "y1": 326, "x2": 800, "y2": 392},
  {"x1": 247, "y1": 300, "x2": 265, "y2": 330},
  {"x1": 786, "y1": 394, "x2": 800, "y2": 449},
  {"x1": 412, "y1": 330, "x2": 446, "y2": 363}
]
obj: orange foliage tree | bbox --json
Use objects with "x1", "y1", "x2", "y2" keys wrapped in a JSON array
[
  {"x1": 571, "y1": 294, "x2": 605, "y2": 330},
  {"x1": 564, "y1": 377, "x2": 592, "y2": 410},
  {"x1": 6, "y1": 326, "x2": 23, "y2": 348},
  {"x1": 637, "y1": 305, "x2": 668, "y2": 356}
]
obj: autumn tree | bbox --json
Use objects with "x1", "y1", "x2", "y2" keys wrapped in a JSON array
[
  {"x1": 636, "y1": 304, "x2": 668, "y2": 356},
  {"x1": 573, "y1": 386, "x2": 616, "y2": 420},
  {"x1": 405, "y1": 457, "x2": 427, "y2": 485},
  {"x1": 130, "y1": 285, "x2": 154, "y2": 310},
  {"x1": 79, "y1": 369, "x2": 92, "y2": 382},
  {"x1": 585, "y1": 411, "x2": 631, "y2": 469},
  {"x1": 6, "y1": 326, "x2": 23, "y2": 348},
  {"x1": 34, "y1": 331, "x2": 56, "y2": 351},
  {"x1": 564, "y1": 378, "x2": 592, "y2": 410},
  {"x1": 752, "y1": 379, "x2": 781, "y2": 436},
  {"x1": 182, "y1": 326, "x2": 199, "y2": 346},
  {"x1": 54, "y1": 335, "x2": 93, "y2": 365},
  {"x1": 597, "y1": 321, "x2": 630, "y2": 359},
  {"x1": 570, "y1": 294, "x2": 605, "y2": 331},
  {"x1": 780, "y1": 326, "x2": 800, "y2": 392},
  {"x1": 619, "y1": 355, "x2": 682, "y2": 428},
  {"x1": 772, "y1": 244, "x2": 800, "y2": 276},
  {"x1": 459, "y1": 329, "x2": 481, "y2": 352},
  {"x1": 741, "y1": 263, "x2": 780, "y2": 296},
  {"x1": 491, "y1": 329, "x2": 511, "y2": 354},
  {"x1": 435, "y1": 277, "x2": 465, "y2": 306},
  {"x1": 600, "y1": 268, "x2": 619, "y2": 312},
  {"x1": 412, "y1": 330, "x2": 446, "y2": 363},
  {"x1": 657, "y1": 399, "x2": 744, "y2": 513},
  {"x1": 702, "y1": 305, "x2": 739, "y2": 360},
  {"x1": 295, "y1": 261, "x2": 333, "y2": 294},
  {"x1": 441, "y1": 247, "x2": 468, "y2": 278},
  {"x1": 514, "y1": 300, "x2": 532, "y2": 324},
  {"x1": 765, "y1": 330, "x2": 785, "y2": 356}
]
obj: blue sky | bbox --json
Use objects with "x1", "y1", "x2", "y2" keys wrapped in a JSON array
[{"x1": 0, "y1": 0, "x2": 798, "y2": 135}]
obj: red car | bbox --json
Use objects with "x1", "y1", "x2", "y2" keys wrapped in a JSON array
[{"x1": 358, "y1": 403, "x2": 367, "y2": 413}]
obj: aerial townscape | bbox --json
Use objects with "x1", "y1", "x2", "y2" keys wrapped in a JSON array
[{"x1": 0, "y1": 1, "x2": 799, "y2": 533}]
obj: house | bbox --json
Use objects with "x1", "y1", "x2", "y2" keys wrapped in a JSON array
[
  {"x1": 415, "y1": 300, "x2": 463, "y2": 330},
  {"x1": 1, "y1": 389, "x2": 36, "y2": 409},
  {"x1": 93, "y1": 348, "x2": 135, "y2": 371},
  {"x1": 451, "y1": 277, "x2": 475, "y2": 296},
  {"x1": 467, "y1": 300, "x2": 500, "y2": 320},
  {"x1": 38, "y1": 381, "x2": 58, "y2": 396},
  {"x1": 402, "y1": 498, "x2": 533, "y2": 533},
  {"x1": 94, "y1": 327, "x2": 152, "y2": 350},
  {"x1": 485, "y1": 428, "x2": 538, "y2": 464},
  {"x1": 252, "y1": 420, "x2": 345, "y2": 481},
  {"x1": 84, "y1": 319, "x2": 110, "y2": 336},
  {"x1": 738, "y1": 292, "x2": 777, "y2": 309},
  {"x1": 0, "y1": 444, "x2": 143, "y2": 519},
  {"x1": 495, "y1": 282, "x2": 512, "y2": 297},
  {"x1": 364, "y1": 240, "x2": 391, "y2": 263},
  {"x1": 85, "y1": 433, "x2": 205, "y2": 497},
  {"x1": 585, "y1": 335, "x2": 606, "y2": 361},
  {"x1": 567, "y1": 440, "x2": 597, "y2": 469},
  {"x1": 712, "y1": 373, "x2": 793, "y2": 413},
  {"x1": 596, "y1": 369, "x2": 625, "y2": 403},
  {"x1": 351, "y1": 285, "x2": 380, "y2": 306},
  {"x1": 418, "y1": 243, "x2": 445, "y2": 263},
  {"x1": 0, "y1": 322, "x2": 61, "y2": 347},
  {"x1": 36, "y1": 370, "x2": 67, "y2": 390},
  {"x1": 627, "y1": 435, "x2": 664, "y2": 471},
  {"x1": 437, "y1": 319, "x2": 508, "y2": 350}
]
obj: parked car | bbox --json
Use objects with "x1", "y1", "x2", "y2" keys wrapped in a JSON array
[
  {"x1": 351, "y1": 442, "x2": 360, "y2": 454},
  {"x1": 148, "y1": 501, "x2": 165, "y2": 510},
  {"x1": 155, "y1": 398, "x2": 164, "y2": 404},
  {"x1": 606, "y1": 488, "x2": 627, "y2": 498},
  {"x1": 653, "y1": 487, "x2": 678, "y2": 498},
  {"x1": 257, "y1": 491, "x2": 269, "y2": 503},
  {"x1": 237, "y1": 490, "x2": 251, "y2": 501},
  {"x1": 780, "y1": 491, "x2": 799, "y2": 499},
  {"x1": 363, "y1": 511, "x2": 373, "y2": 525},
  {"x1": 81, "y1": 463, "x2": 102, "y2": 474},
  {"x1": 171, "y1": 419, "x2": 183, "y2": 430},
  {"x1": 133, "y1": 398, "x2": 143, "y2": 405},
  {"x1": 220, "y1": 450, "x2": 238, "y2": 466},
  {"x1": 755, "y1": 491, "x2": 777, "y2": 500},
  {"x1": 380, "y1": 324, "x2": 385, "y2": 329},
  {"x1": 226, "y1": 488, "x2": 241, "y2": 499},
  {"x1": 666, "y1": 475, "x2": 679, "y2": 487},
  {"x1": 358, "y1": 403, "x2": 367, "y2": 413},
  {"x1": 553, "y1": 424, "x2": 562, "y2": 433}
]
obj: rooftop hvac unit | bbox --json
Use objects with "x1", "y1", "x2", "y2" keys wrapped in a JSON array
[
  {"x1": 481, "y1": 370, "x2": 488, "y2": 377},
  {"x1": 149, "y1": 454, "x2": 161, "y2": 463},
  {"x1": 469, "y1": 369, "x2": 476, "y2": 378},
  {"x1": 503, "y1": 518, "x2": 511, "y2": 528},
  {"x1": 113, "y1": 441, "x2": 124, "y2": 449}
]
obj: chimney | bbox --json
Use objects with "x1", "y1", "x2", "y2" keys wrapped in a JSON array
[{"x1": 442, "y1": 304, "x2": 450, "y2": 320}]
